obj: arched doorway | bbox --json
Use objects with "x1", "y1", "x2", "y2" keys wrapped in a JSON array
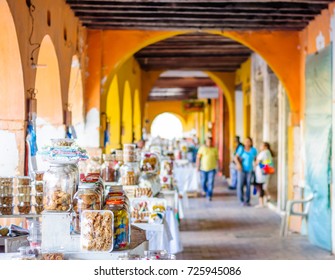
[
  {"x1": 151, "y1": 113, "x2": 184, "y2": 140},
  {"x1": 35, "y1": 35, "x2": 63, "y2": 170},
  {"x1": 133, "y1": 89, "x2": 142, "y2": 142},
  {"x1": 68, "y1": 55, "x2": 84, "y2": 145},
  {"x1": 0, "y1": 0, "x2": 25, "y2": 176},
  {"x1": 106, "y1": 75, "x2": 121, "y2": 151},
  {"x1": 121, "y1": 81, "x2": 133, "y2": 144}
]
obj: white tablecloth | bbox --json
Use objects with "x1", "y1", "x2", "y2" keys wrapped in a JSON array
[
  {"x1": 173, "y1": 163, "x2": 200, "y2": 193},
  {"x1": 133, "y1": 208, "x2": 183, "y2": 254}
]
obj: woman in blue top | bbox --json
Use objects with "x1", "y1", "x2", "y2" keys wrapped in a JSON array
[{"x1": 234, "y1": 137, "x2": 257, "y2": 206}]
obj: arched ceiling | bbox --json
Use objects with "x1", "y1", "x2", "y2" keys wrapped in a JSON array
[{"x1": 67, "y1": 0, "x2": 332, "y2": 31}]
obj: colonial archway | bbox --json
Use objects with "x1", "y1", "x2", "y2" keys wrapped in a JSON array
[
  {"x1": 151, "y1": 112, "x2": 184, "y2": 140},
  {"x1": 0, "y1": 0, "x2": 25, "y2": 176},
  {"x1": 35, "y1": 35, "x2": 63, "y2": 170},
  {"x1": 106, "y1": 75, "x2": 121, "y2": 151},
  {"x1": 121, "y1": 81, "x2": 133, "y2": 144}
]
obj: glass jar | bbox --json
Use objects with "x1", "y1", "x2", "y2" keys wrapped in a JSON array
[
  {"x1": 104, "y1": 198, "x2": 130, "y2": 250},
  {"x1": 123, "y1": 144, "x2": 136, "y2": 162},
  {"x1": 73, "y1": 183, "x2": 101, "y2": 234},
  {"x1": 67, "y1": 164, "x2": 79, "y2": 194},
  {"x1": 43, "y1": 164, "x2": 73, "y2": 212},
  {"x1": 120, "y1": 162, "x2": 140, "y2": 186},
  {"x1": 114, "y1": 149, "x2": 123, "y2": 162},
  {"x1": 100, "y1": 154, "x2": 119, "y2": 183}
]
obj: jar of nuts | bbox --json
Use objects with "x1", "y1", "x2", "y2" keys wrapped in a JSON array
[{"x1": 43, "y1": 164, "x2": 74, "y2": 212}]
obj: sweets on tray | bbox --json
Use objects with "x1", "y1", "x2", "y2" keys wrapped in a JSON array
[
  {"x1": 134, "y1": 187, "x2": 152, "y2": 198},
  {"x1": 131, "y1": 199, "x2": 150, "y2": 223},
  {"x1": 81, "y1": 210, "x2": 114, "y2": 252}
]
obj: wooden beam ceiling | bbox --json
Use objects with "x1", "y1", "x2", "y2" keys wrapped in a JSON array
[
  {"x1": 135, "y1": 33, "x2": 252, "y2": 72},
  {"x1": 67, "y1": 0, "x2": 332, "y2": 31}
]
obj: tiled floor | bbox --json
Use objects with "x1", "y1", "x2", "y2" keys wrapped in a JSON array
[{"x1": 176, "y1": 178, "x2": 335, "y2": 260}]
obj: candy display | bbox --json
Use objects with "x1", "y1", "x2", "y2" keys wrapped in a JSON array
[
  {"x1": 81, "y1": 210, "x2": 114, "y2": 252},
  {"x1": 0, "y1": 204, "x2": 14, "y2": 215},
  {"x1": 73, "y1": 184, "x2": 101, "y2": 233},
  {"x1": 104, "y1": 198, "x2": 130, "y2": 250},
  {"x1": 140, "y1": 152, "x2": 159, "y2": 174},
  {"x1": 131, "y1": 199, "x2": 150, "y2": 223}
]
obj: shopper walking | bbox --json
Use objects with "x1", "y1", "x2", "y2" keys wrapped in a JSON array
[
  {"x1": 234, "y1": 137, "x2": 257, "y2": 206},
  {"x1": 254, "y1": 142, "x2": 274, "y2": 208},
  {"x1": 229, "y1": 136, "x2": 244, "y2": 190},
  {"x1": 196, "y1": 137, "x2": 218, "y2": 201}
]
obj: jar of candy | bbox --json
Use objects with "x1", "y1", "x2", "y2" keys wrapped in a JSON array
[
  {"x1": 100, "y1": 154, "x2": 119, "y2": 183},
  {"x1": 43, "y1": 164, "x2": 73, "y2": 212},
  {"x1": 81, "y1": 173, "x2": 104, "y2": 204},
  {"x1": 104, "y1": 198, "x2": 130, "y2": 250},
  {"x1": 120, "y1": 162, "x2": 140, "y2": 186},
  {"x1": 104, "y1": 185, "x2": 130, "y2": 208},
  {"x1": 123, "y1": 144, "x2": 136, "y2": 163},
  {"x1": 73, "y1": 183, "x2": 101, "y2": 234},
  {"x1": 140, "y1": 152, "x2": 159, "y2": 174}
]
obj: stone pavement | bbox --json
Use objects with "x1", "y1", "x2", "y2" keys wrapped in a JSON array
[{"x1": 176, "y1": 179, "x2": 335, "y2": 260}]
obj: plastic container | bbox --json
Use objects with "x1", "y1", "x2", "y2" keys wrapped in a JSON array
[
  {"x1": 120, "y1": 162, "x2": 140, "y2": 186},
  {"x1": 18, "y1": 185, "x2": 32, "y2": 195},
  {"x1": 34, "y1": 204, "x2": 44, "y2": 214},
  {"x1": 104, "y1": 198, "x2": 130, "y2": 250},
  {"x1": 131, "y1": 198, "x2": 150, "y2": 223},
  {"x1": 0, "y1": 185, "x2": 13, "y2": 195},
  {"x1": 0, "y1": 177, "x2": 14, "y2": 187},
  {"x1": 123, "y1": 144, "x2": 137, "y2": 162},
  {"x1": 17, "y1": 176, "x2": 31, "y2": 185},
  {"x1": 43, "y1": 164, "x2": 73, "y2": 212},
  {"x1": 100, "y1": 154, "x2": 119, "y2": 183},
  {"x1": 1, "y1": 194, "x2": 14, "y2": 205},
  {"x1": 17, "y1": 194, "x2": 32, "y2": 203},
  {"x1": 140, "y1": 152, "x2": 160, "y2": 174},
  {"x1": 80, "y1": 210, "x2": 114, "y2": 252},
  {"x1": 18, "y1": 202, "x2": 32, "y2": 214},
  {"x1": 35, "y1": 182, "x2": 44, "y2": 193},
  {"x1": 27, "y1": 220, "x2": 42, "y2": 247},
  {"x1": 115, "y1": 149, "x2": 123, "y2": 162},
  {"x1": 34, "y1": 171, "x2": 44, "y2": 182},
  {"x1": 0, "y1": 204, "x2": 14, "y2": 215},
  {"x1": 73, "y1": 184, "x2": 101, "y2": 234},
  {"x1": 35, "y1": 193, "x2": 44, "y2": 205}
]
